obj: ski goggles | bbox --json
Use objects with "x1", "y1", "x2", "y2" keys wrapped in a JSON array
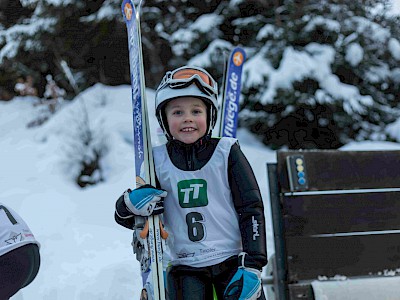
[{"x1": 158, "y1": 67, "x2": 218, "y2": 97}]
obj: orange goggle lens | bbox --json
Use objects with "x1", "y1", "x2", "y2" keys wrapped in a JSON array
[{"x1": 172, "y1": 69, "x2": 212, "y2": 86}]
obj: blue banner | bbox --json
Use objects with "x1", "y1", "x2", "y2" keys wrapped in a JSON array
[{"x1": 221, "y1": 46, "x2": 246, "y2": 138}]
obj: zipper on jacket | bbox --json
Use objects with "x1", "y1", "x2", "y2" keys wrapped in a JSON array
[{"x1": 186, "y1": 148, "x2": 193, "y2": 170}]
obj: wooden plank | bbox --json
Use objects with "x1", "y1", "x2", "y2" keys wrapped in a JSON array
[
  {"x1": 277, "y1": 150, "x2": 400, "y2": 192},
  {"x1": 285, "y1": 234, "x2": 400, "y2": 281},
  {"x1": 282, "y1": 192, "x2": 400, "y2": 236},
  {"x1": 288, "y1": 283, "x2": 315, "y2": 300},
  {"x1": 268, "y1": 164, "x2": 290, "y2": 300}
]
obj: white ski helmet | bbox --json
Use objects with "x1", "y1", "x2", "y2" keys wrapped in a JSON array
[{"x1": 155, "y1": 66, "x2": 218, "y2": 140}]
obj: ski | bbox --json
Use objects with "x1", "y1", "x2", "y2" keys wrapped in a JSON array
[
  {"x1": 121, "y1": 1, "x2": 166, "y2": 299},
  {"x1": 219, "y1": 46, "x2": 246, "y2": 138}
]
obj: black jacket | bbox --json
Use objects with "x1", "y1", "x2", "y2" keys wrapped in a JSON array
[{"x1": 115, "y1": 135, "x2": 268, "y2": 269}]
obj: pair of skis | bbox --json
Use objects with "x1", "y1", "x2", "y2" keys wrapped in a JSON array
[
  {"x1": 121, "y1": 1, "x2": 246, "y2": 298},
  {"x1": 121, "y1": 1, "x2": 165, "y2": 299}
]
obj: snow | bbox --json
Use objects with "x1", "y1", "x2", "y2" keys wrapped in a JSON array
[
  {"x1": 345, "y1": 43, "x2": 364, "y2": 67},
  {"x1": 392, "y1": 68, "x2": 400, "y2": 84},
  {"x1": 0, "y1": 84, "x2": 273, "y2": 299},
  {"x1": 19, "y1": 0, "x2": 38, "y2": 7},
  {"x1": 340, "y1": 140, "x2": 400, "y2": 151},
  {"x1": 347, "y1": 16, "x2": 391, "y2": 43},
  {"x1": 257, "y1": 43, "x2": 374, "y2": 114},
  {"x1": 1, "y1": 86, "x2": 140, "y2": 299},
  {"x1": 312, "y1": 276, "x2": 400, "y2": 300},
  {"x1": 390, "y1": 0, "x2": 400, "y2": 15},
  {"x1": 385, "y1": 118, "x2": 400, "y2": 141},
  {"x1": 242, "y1": 50, "x2": 272, "y2": 87},
  {"x1": 81, "y1": 0, "x2": 121, "y2": 22},
  {"x1": 42, "y1": 0, "x2": 76, "y2": 6},
  {"x1": 2, "y1": 82, "x2": 400, "y2": 299},
  {"x1": 170, "y1": 14, "x2": 223, "y2": 57},
  {"x1": 188, "y1": 39, "x2": 232, "y2": 68},
  {"x1": 190, "y1": 14, "x2": 224, "y2": 34},
  {"x1": 256, "y1": 24, "x2": 273, "y2": 40},
  {"x1": 388, "y1": 38, "x2": 400, "y2": 61},
  {"x1": 303, "y1": 16, "x2": 340, "y2": 33},
  {"x1": 0, "y1": 17, "x2": 57, "y2": 63},
  {"x1": 228, "y1": 0, "x2": 245, "y2": 6}
]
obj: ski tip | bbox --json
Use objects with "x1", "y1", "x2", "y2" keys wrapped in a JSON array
[
  {"x1": 230, "y1": 47, "x2": 246, "y2": 67},
  {"x1": 121, "y1": 0, "x2": 134, "y2": 22}
]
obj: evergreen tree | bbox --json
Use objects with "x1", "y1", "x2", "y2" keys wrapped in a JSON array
[
  {"x1": 0, "y1": 0, "x2": 126, "y2": 97},
  {"x1": 240, "y1": 0, "x2": 400, "y2": 148},
  {"x1": 1, "y1": 0, "x2": 399, "y2": 149}
]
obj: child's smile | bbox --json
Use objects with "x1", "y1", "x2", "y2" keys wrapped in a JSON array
[{"x1": 165, "y1": 97, "x2": 208, "y2": 144}]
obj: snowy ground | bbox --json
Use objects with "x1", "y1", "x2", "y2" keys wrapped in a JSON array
[{"x1": 2, "y1": 84, "x2": 400, "y2": 299}]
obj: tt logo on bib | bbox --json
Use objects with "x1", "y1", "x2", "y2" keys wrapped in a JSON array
[{"x1": 178, "y1": 179, "x2": 208, "y2": 208}]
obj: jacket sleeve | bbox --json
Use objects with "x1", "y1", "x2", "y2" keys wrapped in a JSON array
[{"x1": 228, "y1": 142, "x2": 268, "y2": 270}]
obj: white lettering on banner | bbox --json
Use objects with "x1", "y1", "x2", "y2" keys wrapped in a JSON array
[
  {"x1": 224, "y1": 72, "x2": 239, "y2": 137},
  {"x1": 252, "y1": 216, "x2": 260, "y2": 241},
  {"x1": 230, "y1": 73, "x2": 238, "y2": 90}
]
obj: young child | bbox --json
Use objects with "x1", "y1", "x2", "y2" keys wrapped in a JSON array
[
  {"x1": 115, "y1": 66, "x2": 267, "y2": 300},
  {"x1": 0, "y1": 203, "x2": 41, "y2": 299}
]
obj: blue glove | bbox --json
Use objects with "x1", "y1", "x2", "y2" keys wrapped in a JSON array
[
  {"x1": 224, "y1": 252, "x2": 262, "y2": 300},
  {"x1": 124, "y1": 185, "x2": 167, "y2": 216}
]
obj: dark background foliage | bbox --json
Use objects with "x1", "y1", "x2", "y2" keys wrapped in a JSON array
[{"x1": 1, "y1": 0, "x2": 399, "y2": 149}]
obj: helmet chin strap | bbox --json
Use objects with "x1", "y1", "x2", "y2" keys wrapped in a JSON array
[
  {"x1": 158, "y1": 110, "x2": 173, "y2": 141},
  {"x1": 208, "y1": 106, "x2": 215, "y2": 136}
]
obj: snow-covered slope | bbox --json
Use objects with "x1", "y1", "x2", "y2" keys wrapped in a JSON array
[{"x1": 1, "y1": 84, "x2": 275, "y2": 299}]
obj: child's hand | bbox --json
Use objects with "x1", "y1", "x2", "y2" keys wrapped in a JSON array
[
  {"x1": 124, "y1": 185, "x2": 167, "y2": 216},
  {"x1": 224, "y1": 252, "x2": 262, "y2": 300}
]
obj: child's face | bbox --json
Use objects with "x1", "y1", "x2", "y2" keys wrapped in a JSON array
[{"x1": 165, "y1": 97, "x2": 208, "y2": 144}]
